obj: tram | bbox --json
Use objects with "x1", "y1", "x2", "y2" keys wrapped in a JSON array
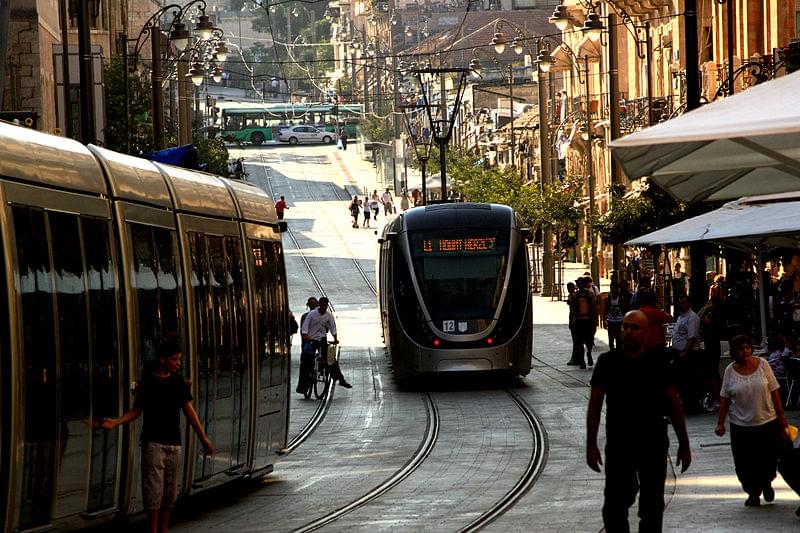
[
  {"x1": 377, "y1": 203, "x2": 533, "y2": 381},
  {"x1": 0, "y1": 122, "x2": 291, "y2": 532}
]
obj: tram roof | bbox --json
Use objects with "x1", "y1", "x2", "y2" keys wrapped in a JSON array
[
  {"x1": 89, "y1": 146, "x2": 173, "y2": 208},
  {"x1": 403, "y1": 202, "x2": 513, "y2": 231},
  {"x1": 0, "y1": 122, "x2": 107, "y2": 195},
  {"x1": 155, "y1": 164, "x2": 239, "y2": 219},
  {"x1": 225, "y1": 179, "x2": 278, "y2": 224}
]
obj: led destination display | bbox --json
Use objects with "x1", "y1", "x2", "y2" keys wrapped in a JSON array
[{"x1": 421, "y1": 236, "x2": 497, "y2": 253}]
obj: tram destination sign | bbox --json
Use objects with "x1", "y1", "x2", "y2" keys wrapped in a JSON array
[{"x1": 421, "y1": 236, "x2": 497, "y2": 254}]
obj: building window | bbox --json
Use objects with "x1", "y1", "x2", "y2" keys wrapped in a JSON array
[{"x1": 512, "y1": 0, "x2": 538, "y2": 8}]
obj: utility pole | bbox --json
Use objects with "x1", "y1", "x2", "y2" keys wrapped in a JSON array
[
  {"x1": 362, "y1": 53, "x2": 369, "y2": 113},
  {"x1": 537, "y1": 60, "x2": 553, "y2": 296},
  {"x1": 178, "y1": 58, "x2": 191, "y2": 145},
  {"x1": 509, "y1": 64, "x2": 515, "y2": 170},
  {"x1": 151, "y1": 28, "x2": 165, "y2": 149},
  {"x1": 310, "y1": 9, "x2": 317, "y2": 100},
  {"x1": 119, "y1": 33, "x2": 130, "y2": 152},
  {"x1": 0, "y1": 0, "x2": 9, "y2": 107},
  {"x1": 439, "y1": 70, "x2": 447, "y2": 200},
  {"x1": 584, "y1": 55, "x2": 598, "y2": 282},
  {"x1": 60, "y1": 0, "x2": 73, "y2": 137},
  {"x1": 607, "y1": 13, "x2": 623, "y2": 276},
  {"x1": 77, "y1": 0, "x2": 96, "y2": 143}
]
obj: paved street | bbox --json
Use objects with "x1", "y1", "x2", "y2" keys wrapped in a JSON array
[{"x1": 167, "y1": 142, "x2": 800, "y2": 532}]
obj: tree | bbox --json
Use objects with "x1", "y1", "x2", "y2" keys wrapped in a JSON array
[
  {"x1": 596, "y1": 178, "x2": 686, "y2": 244},
  {"x1": 193, "y1": 136, "x2": 230, "y2": 177},
  {"x1": 103, "y1": 56, "x2": 152, "y2": 154}
]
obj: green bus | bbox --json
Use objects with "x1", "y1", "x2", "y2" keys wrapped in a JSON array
[{"x1": 220, "y1": 103, "x2": 364, "y2": 145}]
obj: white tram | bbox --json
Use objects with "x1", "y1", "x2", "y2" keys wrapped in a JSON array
[{"x1": 0, "y1": 122, "x2": 291, "y2": 531}]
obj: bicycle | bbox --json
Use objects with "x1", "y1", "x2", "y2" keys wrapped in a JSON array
[{"x1": 303, "y1": 339, "x2": 338, "y2": 399}]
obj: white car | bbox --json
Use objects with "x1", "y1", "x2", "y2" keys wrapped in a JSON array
[{"x1": 278, "y1": 125, "x2": 337, "y2": 145}]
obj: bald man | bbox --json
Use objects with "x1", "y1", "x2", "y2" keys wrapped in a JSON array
[{"x1": 587, "y1": 310, "x2": 692, "y2": 533}]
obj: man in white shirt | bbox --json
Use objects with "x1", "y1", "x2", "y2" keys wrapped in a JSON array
[
  {"x1": 380, "y1": 188, "x2": 394, "y2": 215},
  {"x1": 300, "y1": 297, "x2": 351, "y2": 388},
  {"x1": 670, "y1": 295, "x2": 702, "y2": 411}
]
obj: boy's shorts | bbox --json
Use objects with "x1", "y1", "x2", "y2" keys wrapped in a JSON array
[{"x1": 142, "y1": 442, "x2": 182, "y2": 510}]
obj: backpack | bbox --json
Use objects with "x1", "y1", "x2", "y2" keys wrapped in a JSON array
[
  {"x1": 576, "y1": 289, "x2": 594, "y2": 319},
  {"x1": 290, "y1": 315, "x2": 299, "y2": 335}
]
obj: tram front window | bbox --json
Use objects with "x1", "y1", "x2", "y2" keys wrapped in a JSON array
[{"x1": 409, "y1": 231, "x2": 508, "y2": 328}]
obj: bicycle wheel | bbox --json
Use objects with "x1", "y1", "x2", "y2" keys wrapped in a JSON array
[{"x1": 313, "y1": 358, "x2": 328, "y2": 399}]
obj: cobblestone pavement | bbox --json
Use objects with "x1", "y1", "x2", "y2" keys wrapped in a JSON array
[{"x1": 167, "y1": 143, "x2": 800, "y2": 532}]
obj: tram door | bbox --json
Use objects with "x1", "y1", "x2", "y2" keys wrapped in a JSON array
[
  {"x1": 188, "y1": 231, "x2": 249, "y2": 480},
  {"x1": 250, "y1": 239, "x2": 287, "y2": 470},
  {"x1": 11, "y1": 204, "x2": 122, "y2": 529}
]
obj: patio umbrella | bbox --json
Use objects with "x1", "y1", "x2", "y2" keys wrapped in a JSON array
[
  {"x1": 626, "y1": 192, "x2": 800, "y2": 344},
  {"x1": 611, "y1": 69, "x2": 800, "y2": 204}
]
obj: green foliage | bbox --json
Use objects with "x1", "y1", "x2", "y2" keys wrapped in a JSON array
[
  {"x1": 596, "y1": 178, "x2": 685, "y2": 244},
  {"x1": 103, "y1": 56, "x2": 152, "y2": 154},
  {"x1": 362, "y1": 114, "x2": 394, "y2": 143},
  {"x1": 528, "y1": 177, "x2": 585, "y2": 232},
  {"x1": 193, "y1": 136, "x2": 230, "y2": 177}
]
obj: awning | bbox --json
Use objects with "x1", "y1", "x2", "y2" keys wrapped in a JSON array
[
  {"x1": 610, "y1": 69, "x2": 800, "y2": 204},
  {"x1": 626, "y1": 191, "x2": 800, "y2": 251}
]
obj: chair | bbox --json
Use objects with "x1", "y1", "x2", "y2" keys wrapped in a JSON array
[{"x1": 783, "y1": 358, "x2": 800, "y2": 410}]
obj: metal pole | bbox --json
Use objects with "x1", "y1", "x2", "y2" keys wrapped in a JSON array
[
  {"x1": 645, "y1": 22, "x2": 653, "y2": 125},
  {"x1": 362, "y1": 55, "x2": 369, "y2": 113},
  {"x1": 584, "y1": 55, "x2": 598, "y2": 282},
  {"x1": 178, "y1": 57, "x2": 190, "y2": 145},
  {"x1": 60, "y1": 0, "x2": 73, "y2": 137},
  {"x1": 120, "y1": 34, "x2": 130, "y2": 153},
  {"x1": 608, "y1": 14, "x2": 623, "y2": 275},
  {"x1": 310, "y1": 9, "x2": 317, "y2": 100},
  {"x1": 538, "y1": 64, "x2": 553, "y2": 296},
  {"x1": 0, "y1": 0, "x2": 10, "y2": 107},
  {"x1": 439, "y1": 70, "x2": 447, "y2": 200},
  {"x1": 726, "y1": 0, "x2": 734, "y2": 95},
  {"x1": 509, "y1": 64, "x2": 515, "y2": 170},
  {"x1": 77, "y1": 0, "x2": 96, "y2": 143},
  {"x1": 151, "y1": 27, "x2": 165, "y2": 149},
  {"x1": 350, "y1": 51, "x2": 357, "y2": 99},
  {"x1": 421, "y1": 156, "x2": 428, "y2": 205}
]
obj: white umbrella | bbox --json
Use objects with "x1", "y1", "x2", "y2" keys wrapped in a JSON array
[{"x1": 611, "y1": 70, "x2": 800, "y2": 204}]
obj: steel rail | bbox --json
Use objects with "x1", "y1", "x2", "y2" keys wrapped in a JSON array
[{"x1": 458, "y1": 390, "x2": 548, "y2": 532}]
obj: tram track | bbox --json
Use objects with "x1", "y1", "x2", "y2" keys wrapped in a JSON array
[{"x1": 251, "y1": 151, "x2": 545, "y2": 530}]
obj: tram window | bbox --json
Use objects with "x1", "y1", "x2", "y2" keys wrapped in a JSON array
[
  {"x1": 225, "y1": 237, "x2": 248, "y2": 464},
  {"x1": 272, "y1": 243, "x2": 289, "y2": 385},
  {"x1": 83, "y1": 217, "x2": 120, "y2": 511},
  {"x1": 130, "y1": 224, "x2": 182, "y2": 369},
  {"x1": 188, "y1": 233, "x2": 213, "y2": 441},
  {"x1": 208, "y1": 236, "x2": 232, "y2": 399},
  {"x1": 250, "y1": 240, "x2": 272, "y2": 390},
  {"x1": 49, "y1": 212, "x2": 91, "y2": 518},
  {"x1": 13, "y1": 206, "x2": 57, "y2": 529},
  {"x1": 268, "y1": 243, "x2": 282, "y2": 386}
]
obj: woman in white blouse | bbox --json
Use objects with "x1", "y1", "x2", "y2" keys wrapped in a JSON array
[{"x1": 715, "y1": 335, "x2": 789, "y2": 507}]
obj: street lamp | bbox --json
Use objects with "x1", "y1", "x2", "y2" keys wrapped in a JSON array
[
  {"x1": 401, "y1": 103, "x2": 434, "y2": 205},
  {"x1": 406, "y1": 62, "x2": 470, "y2": 201}
]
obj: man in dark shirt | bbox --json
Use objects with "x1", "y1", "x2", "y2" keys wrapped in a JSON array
[
  {"x1": 103, "y1": 340, "x2": 214, "y2": 533},
  {"x1": 586, "y1": 310, "x2": 691, "y2": 532}
]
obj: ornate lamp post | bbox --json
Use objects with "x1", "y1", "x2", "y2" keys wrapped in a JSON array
[
  {"x1": 401, "y1": 103, "x2": 434, "y2": 205},
  {"x1": 121, "y1": 0, "x2": 216, "y2": 151}
]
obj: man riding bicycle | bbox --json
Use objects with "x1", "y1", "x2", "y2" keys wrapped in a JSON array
[{"x1": 300, "y1": 296, "x2": 352, "y2": 389}]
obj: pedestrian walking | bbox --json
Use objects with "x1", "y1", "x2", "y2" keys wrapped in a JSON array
[
  {"x1": 587, "y1": 310, "x2": 691, "y2": 533},
  {"x1": 380, "y1": 188, "x2": 394, "y2": 215},
  {"x1": 566, "y1": 281, "x2": 583, "y2": 366},
  {"x1": 369, "y1": 191, "x2": 380, "y2": 218},
  {"x1": 362, "y1": 197, "x2": 371, "y2": 228},
  {"x1": 604, "y1": 282, "x2": 626, "y2": 351},
  {"x1": 570, "y1": 277, "x2": 598, "y2": 369},
  {"x1": 275, "y1": 195, "x2": 288, "y2": 220},
  {"x1": 669, "y1": 294, "x2": 703, "y2": 411},
  {"x1": 339, "y1": 128, "x2": 348, "y2": 150},
  {"x1": 715, "y1": 334, "x2": 789, "y2": 507},
  {"x1": 349, "y1": 195, "x2": 361, "y2": 228},
  {"x1": 411, "y1": 188, "x2": 421, "y2": 206},
  {"x1": 671, "y1": 262, "x2": 688, "y2": 316},
  {"x1": 102, "y1": 339, "x2": 215, "y2": 533},
  {"x1": 400, "y1": 192, "x2": 410, "y2": 211}
]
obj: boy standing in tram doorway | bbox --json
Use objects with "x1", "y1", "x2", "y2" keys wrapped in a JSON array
[{"x1": 102, "y1": 339, "x2": 215, "y2": 533}]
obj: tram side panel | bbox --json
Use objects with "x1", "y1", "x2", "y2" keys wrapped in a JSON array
[{"x1": 2, "y1": 183, "x2": 127, "y2": 530}]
